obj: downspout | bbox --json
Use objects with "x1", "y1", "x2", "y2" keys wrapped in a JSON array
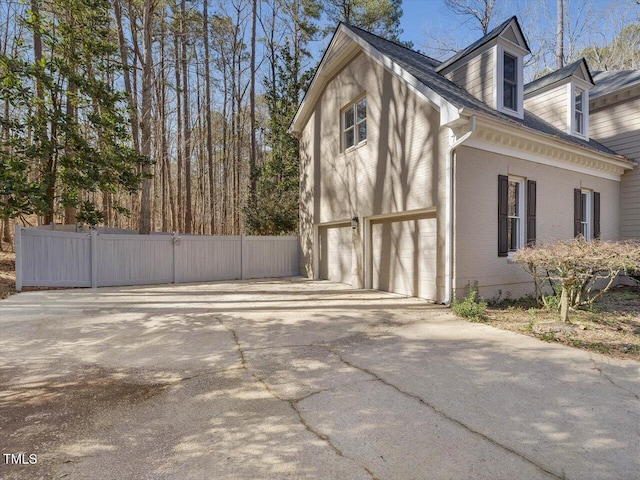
[{"x1": 444, "y1": 115, "x2": 476, "y2": 305}]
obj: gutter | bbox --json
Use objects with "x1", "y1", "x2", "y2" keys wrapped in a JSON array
[{"x1": 444, "y1": 115, "x2": 476, "y2": 305}]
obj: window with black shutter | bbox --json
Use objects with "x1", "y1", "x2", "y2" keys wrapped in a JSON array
[{"x1": 499, "y1": 175, "x2": 535, "y2": 256}]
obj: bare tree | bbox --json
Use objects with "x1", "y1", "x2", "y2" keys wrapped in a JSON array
[
  {"x1": 138, "y1": 0, "x2": 155, "y2": 234},
  {"x1": 444, "y1": 0, "x2": 496, "y2": 35}
]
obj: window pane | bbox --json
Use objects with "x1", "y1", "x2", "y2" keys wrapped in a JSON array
[
  {"x1": 581, "y1": 222, "x2": 588, "y2": 238},
  {"x1": 508, "y1": 218, "x2": 519, "y2": 251},
  {"x1": 358, "y1": 121, "x2": 367, "y2": 142},
  {"x1": 344, "y1": 107, "x2": 354, "y2": 128},
  {"x1": 345, "y1": 127, "x2": 355, "y2": 148},
  {"x1": 575, "y1": 89, "x2": 583, "y2": 112},
  {"x1": 357, "y1": 98, "x2": 366, "y2": 122},
  {"x1": 581, "y1": 193, "x2": 588, "y2": 221},
  {"x1": 504, "y1": 84, "x2": 516, "y2": 110},
  {"x1": 504, "y1": 54, "x2": 516, "y2": 82},
  {"x1": 508, "y1": 181, "x2": 519, "y2": 216},
  {"x1": 575, "y1": 111, "x2": 583, "y2": 133}
]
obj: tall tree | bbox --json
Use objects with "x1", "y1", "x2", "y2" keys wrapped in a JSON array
[
  {"x1": 323, "y1": 0, "x2": 404, "y2": 42},
  {"x1": 556, "y1": 0, "x2": 564, "y2": 68},
  {"x1": 138, "y1": 0, "x2": 156, "y2": 234},
  {"x1": 1, "y1": 0, "x2": 148, "y2": 226}
]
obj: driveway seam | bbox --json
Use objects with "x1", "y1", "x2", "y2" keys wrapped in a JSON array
[{"x1": 327, "y1": 347, "x2": 563, "y2": 480}]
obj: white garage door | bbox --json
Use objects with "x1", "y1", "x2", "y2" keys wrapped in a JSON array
[
  {"x1": 319, "y1": 225, "x2": 352, "y2": 285},
  {"x1": 372, "y1": 216, "x2": 437, "y2": 299}
]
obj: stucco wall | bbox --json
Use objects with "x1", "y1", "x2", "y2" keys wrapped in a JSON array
[
  {"x1": 590, "y1": 95, "x2": 640, "y2": 239},
  {"x1": 454, "y1": 145, "x2": 621, "y2": 301}
]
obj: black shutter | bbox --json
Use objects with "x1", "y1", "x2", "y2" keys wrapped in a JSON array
[
  {"x1": 527, "y1": 180, "x2": 536, "y2": 246},
  {"x1": 593, "y1": 191, "x2": 601, "y2": 239},
  {"x1": 498, "y1": 175, "x2": 509, "y2": 257},
  {"x1": 574, "y1": 188, "x2": 582, "y2": 238}
]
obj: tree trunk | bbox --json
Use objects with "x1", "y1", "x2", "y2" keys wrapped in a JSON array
[
  {"x1": 138, "y1": 0, "x2": 154, "y2": 234},
  {"x1": 203, "y1": 0, "x2": 215, "y2": 235},
  {"x1": 173, "y1": 29, "x2": 183, "y2": 233},
  {"x1": 556, "y1": 0, "x2": 564, "y2": 68},
  {"x1": 113, "y1": 0, "x2": 140, "y2": 155},
  {"x1": 249, "y1": 0, "x2": 257, "y2": 195},
  {"x1": 180, "y1": 0, "x2": 192, "y2": 234},
  {"x1": 560, "y1": 284, "x2": 570, "y2": 323}
]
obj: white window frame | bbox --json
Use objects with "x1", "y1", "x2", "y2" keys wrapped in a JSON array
[
  {"x1": 567, "y1": 82, "x2": 590, "y2": 139},
  {"x1": 580, "y1": 189, "x2": 592, "y2": 240},
  {"x1": 507, "y1": 176, "x2": 525, "y2": 254},
  {"x1": 342, "y1": 95, "x2": 367, "y2": 152},
  {"x1": 495, "y1": 44, "x2": 524, "y2": 119}
]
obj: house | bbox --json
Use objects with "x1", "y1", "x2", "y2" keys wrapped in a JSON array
[
  {"x1": 589, "y1": 70, "x2": 640, "y2": 239},
  {"x1": 291, "y1": 17, "x2": 637, "y2": 303}
]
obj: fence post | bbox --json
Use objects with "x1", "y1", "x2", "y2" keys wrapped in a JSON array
[
  {"x1": 172, "y1": 233, "x2": 177, "y2": 284},
  {"x1": 90, "y1": 230, "x2": 98, "y2": 288},
  {"x1": 14, "y1": 225, "x2": 22, "y2": 292},
  {"x1": 240, "y1": 234, "x2": 244, "y2": 280}
]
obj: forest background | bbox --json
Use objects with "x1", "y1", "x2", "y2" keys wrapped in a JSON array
[{"x1": 1, "y1": 0, "x2": 639, "y2": 245}]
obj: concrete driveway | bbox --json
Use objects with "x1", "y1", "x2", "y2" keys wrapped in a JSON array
[{"x1": 0, "y1": 278, "x2": 638, "y2": 480}]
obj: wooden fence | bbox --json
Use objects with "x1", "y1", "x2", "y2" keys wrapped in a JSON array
[{"x1": 14, "y1": 226, "x2": 299, "y2": 291}]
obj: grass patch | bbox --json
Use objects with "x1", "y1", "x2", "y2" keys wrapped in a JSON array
[{"x1": 451, "y1": 288, "x2": 487, "y2": 321}]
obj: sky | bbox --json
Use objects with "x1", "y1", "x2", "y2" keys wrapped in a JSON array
[{"x1": 397, "y1": 0, "x2": 639, "y2": 61}]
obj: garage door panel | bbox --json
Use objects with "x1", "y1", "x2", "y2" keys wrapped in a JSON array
[
  {"x1": 319, "y1": 225, "x2": 352, "y2": 285},
  {"x1": 372, "y1": 217, "x2": 436, "y2": 299}
]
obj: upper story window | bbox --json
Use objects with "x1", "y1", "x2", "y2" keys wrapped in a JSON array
[
  {"x1": 496, "y1": 45, "x2": 524, "y2": 118},
  {"x1": 574, "y1": 88, "x2": 584, "y2": 134},
  {"x1": 503, "y1": 53, "x2": 518, "y2": 111},
  {"x1": 343, "y1": 96, "x2": 367, "y2": 150},
  {"x1": 569, "y1": 84, "x2": 588, "y2": 138}
]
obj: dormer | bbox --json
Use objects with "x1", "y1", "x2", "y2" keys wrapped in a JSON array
[
  {"x1": 524, "y1": 58, "x2": 594, "y2": 140},
  {"x1": 436, "y1": 16, "x2": 530, "y2": 119}
]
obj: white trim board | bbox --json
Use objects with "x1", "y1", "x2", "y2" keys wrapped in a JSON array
[{"x1": 464, "y1": 138, "x2": 622, "y2": 181}]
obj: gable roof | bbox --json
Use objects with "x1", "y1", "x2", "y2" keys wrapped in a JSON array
[
  {"x1": 591, "y1": 70, "x2": 640, "y2": 99},
  {"x1": 342, "y1": 24, "x2": 618, "y2": 157},
  {"x1": 524, "y1": 58, "x2": 594, "y2": 96},
  {"x1": 435, "y1": 16, "x2": 530, "y2": 73}
]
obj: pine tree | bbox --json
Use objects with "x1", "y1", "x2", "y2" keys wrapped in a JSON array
[{"x1": 0, "y1": 0, "x2": 149, "y2": 226}]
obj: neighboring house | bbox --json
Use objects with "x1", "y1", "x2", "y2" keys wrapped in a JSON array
[{"x1": 291, "y1": 16, "x2": 637, "y2": 303}]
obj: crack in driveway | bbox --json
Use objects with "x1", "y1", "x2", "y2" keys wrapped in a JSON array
[
  {"x1": 216, "y1": 317, "x2": 378, "y2": 480},
  {"x1": 326, "y1": 347, "x2": 563, "y2": 480}
]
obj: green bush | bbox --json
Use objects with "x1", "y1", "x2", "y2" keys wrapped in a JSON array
[{"x1": 451, "y1": 288, "x2": 488, "y2": 321}]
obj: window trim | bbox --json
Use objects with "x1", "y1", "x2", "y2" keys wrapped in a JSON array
[
  {"x1": 580, "y1": 189, "x2": 592, "y2": 240},
  {"x1": 495, "y1": 43, "x2": 524, "y2": 119},
  {"x1": 342, "y1": 95, "x2": 367, "y2": 152},
  {"x1": 567, "y1": 82, "x2": 589, "y2": 139},
  {"x1": 507, "y1": 176, "x2": 525, "y2": 254}
]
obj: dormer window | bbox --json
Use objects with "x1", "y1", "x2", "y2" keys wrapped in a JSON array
[
  {"x1": 503, "y1": 53, "x2": 518, "y2": 110},
  {"x1": 496, "y1": 44, "x2": 524, "y2": 118},
  {"x1": 574, "y1": 88, "x2": 585, "y2": 135},
  {"x1": 569, "y1": 83, "x2": 589, "y2": 138}
]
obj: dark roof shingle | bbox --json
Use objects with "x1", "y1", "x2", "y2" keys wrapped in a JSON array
[{"x1": 591, "y1": 70, "x2": 640, "y2": 98}]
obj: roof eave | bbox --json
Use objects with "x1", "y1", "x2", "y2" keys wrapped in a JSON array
[{"x1": 290, "y1": 24, "x2": 461, "y2": 135}]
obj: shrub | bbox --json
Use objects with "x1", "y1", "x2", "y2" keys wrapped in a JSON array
[
  {"x1": 451, "y1": 288, "x2": 488, "y2": 321},
  {"x1": 512, "y1": 238, "x2": 640, "y2": 323}
]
